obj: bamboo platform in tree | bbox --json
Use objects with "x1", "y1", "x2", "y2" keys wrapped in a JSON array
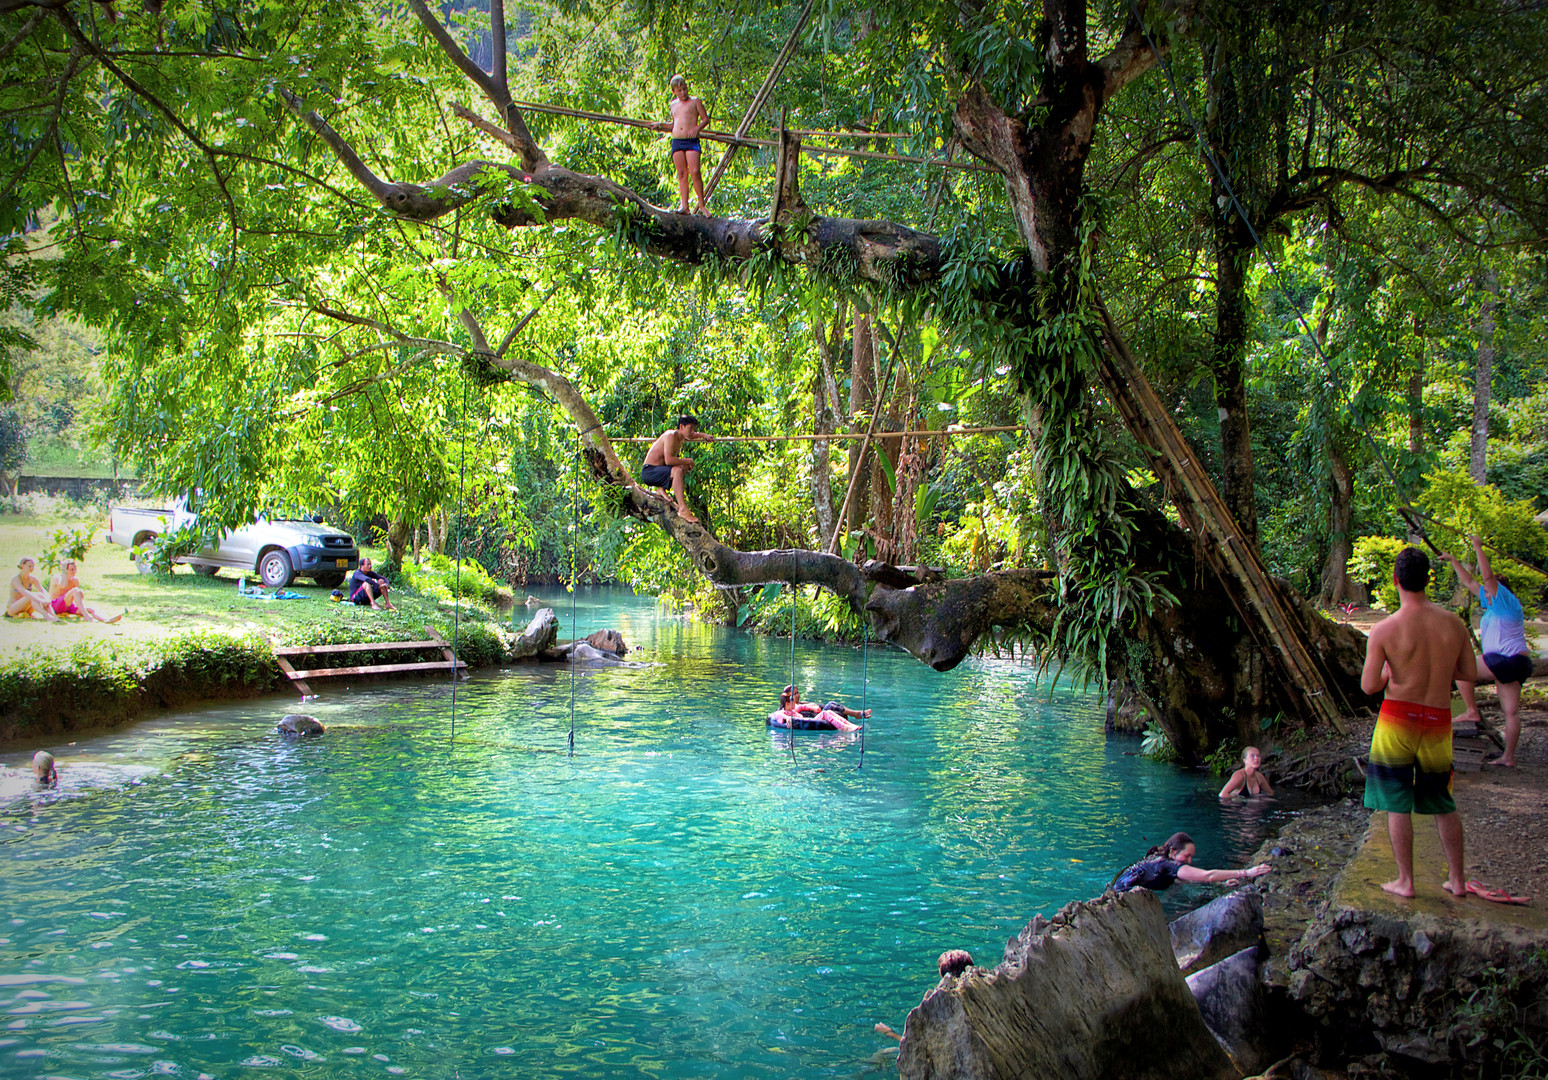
[{"x1": 274, "y1": 626, "x2": 465, "y2": 698}]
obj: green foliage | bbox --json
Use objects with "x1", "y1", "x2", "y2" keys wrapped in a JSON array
[
  {"x1": 1449, "y1": 950, "x2": 1548, "y2": 1079},
  {"x1": 400, "y1": 552, "x2": 511, "y2": 607},
  {"x1": 1203, "y1": 740, "x2": 1243, "y2": 778},
  {"x1": 1348, "y1": 535, "x2": 1411, "y2": 610},
  {"x1": 1140, "y1": 723, "x2": 1179, "y2": 764},
  {"x1": 0, "y1": 405, "x2": 26, "y2": 475},
  {"x1": 40, "y1": 524, "x2": 95, "y2": 574},
  {"x1": 137, "y1": 522, "x2": 202, "y2": 576},
  {"x1": 1416, "y1": 469, "x2": 1548, "y2": 610}
]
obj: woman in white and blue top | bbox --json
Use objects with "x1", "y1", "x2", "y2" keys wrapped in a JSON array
[{"x1": 1444, "y1": 534, "x2": 1535, "y2": 767}]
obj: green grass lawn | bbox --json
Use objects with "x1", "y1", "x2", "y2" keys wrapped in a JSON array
[{"x1": 0, "y1": 517, "x2": 509, "y2": 658}]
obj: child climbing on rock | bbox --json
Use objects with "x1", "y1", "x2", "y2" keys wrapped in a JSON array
[{"x1": 654, "y1": 74, "x2": 709, "y2": 214}]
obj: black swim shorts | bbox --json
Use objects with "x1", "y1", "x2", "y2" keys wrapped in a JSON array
[
  {"x1": 640, "y1": 463, "x2": 674, "y2": 489},
  {"x1": 1484, "y1": 651, "x2": 1534, "y2": 686},
  {"x1": 670, "y1": 137, "x2": 701, "y2": 156}
]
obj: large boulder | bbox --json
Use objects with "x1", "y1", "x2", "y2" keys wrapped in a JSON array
[
  {"x1": 1169, "y1": 888, "x2": 1264, "y2": 976},
  {"x1": 585, "y1": 629, "x2": 628, "y2": 656},
  {"x1": 1186, "y1": 946, "x2": 1271, "y2": 1074},
  {"x1": 897, "y1": 889, "x2": 1237, "y2": 1080},
  {"x1": 509, "y1": 607, "x2": 559, "y2": 661},
  {"x1": 277, "y1": 714, "x2": 325, "y2": 737}
]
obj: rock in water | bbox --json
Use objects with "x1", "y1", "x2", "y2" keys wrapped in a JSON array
[
  {"x1": 585, "y1": 629, "x2": 628, "y2": 656},
  {"x1": 1186, "y1": 946, "x2": 1270, "y2": 1074},
  {"x1": 509, "y1": 607, "x2": 559, "y2": 660},
  {"x1": 896, "y1": 890, "x2": 1237, "y2": 1080},
  {"x1": 1169, "y1": 888, "x2": 1264, "y2": 976},
  {"x1": 278, "y1": 714, "x2": 325, "y2": 737}
]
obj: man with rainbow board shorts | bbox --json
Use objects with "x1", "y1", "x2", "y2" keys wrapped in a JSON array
[
  {"x1": 1444, "y1": 533, "x2": 1535, "y2": 768},
  {"x1": 1361, "y1": 546, "x2": 1474, "y2": 900}
]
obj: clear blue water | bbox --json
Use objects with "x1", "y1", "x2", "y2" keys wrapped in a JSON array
[{"x1": 1, "y1": 587, "x2": 1304, "y2": 1079}]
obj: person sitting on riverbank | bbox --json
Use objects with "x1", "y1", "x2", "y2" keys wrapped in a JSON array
[
  {"x1": 1218, "y1": 745, "x2": 1274, "y2": 799},
  {"x1": 1112, "y1": 832, "x2": 1271, "y2": 893},
  {"x1": 7, "y1": 557, "x2": 60, "y2": 621},
  {"x1": 48, "y1": 559, "x2": 123, "y2": 623},
  {"x1": 32, "y1": 751, "x2": 57, "y2": 787},
  {"x1": 780, "y1": 684, "x2": 871, "y2": 720},
  {"x1": 348, "y1": 557, "x2": 395, "y2": 610},
  {"x1": 1444, "y1": 534, "x2": 1534, "y2": 768}
]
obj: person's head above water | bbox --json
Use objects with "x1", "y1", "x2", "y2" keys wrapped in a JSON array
[
  {"x1": 780, "y1": 684, "x2": 801, "y2": 708},
  {"x1": 1393, "y1": 546, "x2": 1430, "y2": 595},
  {"x1": 32, "y1": 750, "x2": 56, "y2": 785},
  {"x1": 1242, "y1": 746, "x2": 1262, "y2": 769},
  {"x1": 937, "y1": 950, "x2": 973, "y2": 978},
  {"x1": 1147, "y1": 831, "x2": 1195, "y2": 862}
]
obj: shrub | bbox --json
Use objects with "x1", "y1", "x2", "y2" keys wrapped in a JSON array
[
  {"x1": 1348, "y1": 535, "x2": 1410, "y2": 610},
  {"x1": 1140, "y1": 722, "x2": 1178, "y2": 763},
  {"x1": 41, "y1": 523, "x2": 97, "y2": 574},
  {"x1": 400, "y1": 553, "x2": 511, "y2": 607}
]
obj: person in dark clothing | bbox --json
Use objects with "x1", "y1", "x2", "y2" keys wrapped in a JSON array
[
  {"x1": 348, "y1": 557, "x2": 395, "y2": 610},
  {"x1": 1112, "y1": 832, "x2": 1270, "y2": 893}
]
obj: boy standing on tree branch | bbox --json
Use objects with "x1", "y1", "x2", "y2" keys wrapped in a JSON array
[{"x1": 654, "y1": 74, "x2": 709, "y2": 215}]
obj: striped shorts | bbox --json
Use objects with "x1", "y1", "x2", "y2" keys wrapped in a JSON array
[{"x1": 1363, "y1": 699, "x2": 1456, "y2": 816}]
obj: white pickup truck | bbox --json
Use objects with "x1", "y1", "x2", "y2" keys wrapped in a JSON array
[{"x1": 106, "y1": 498, "x2": 360, "y2": 588}]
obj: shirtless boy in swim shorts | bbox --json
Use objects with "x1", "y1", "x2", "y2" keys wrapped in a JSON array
[
  {"x1": 654, "y1": 74, "x2": 709, "y2": 214},
  {"x1": 640, "y1": 414, "x2": 713, "y2": 523},
  {"x1": 1361, "y1": 546, "x2": 1475, "y2": 899}
]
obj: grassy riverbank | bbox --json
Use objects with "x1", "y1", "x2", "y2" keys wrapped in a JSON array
[{"x1": 0, "y1": 516, "x2": 519, "y2": 741}]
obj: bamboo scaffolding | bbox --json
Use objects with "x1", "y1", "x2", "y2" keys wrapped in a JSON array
[
  {"x1": 609, "y1": 424, "x2": 1024, "y2": 443},
  {"x1": 701, "y1": 0, "x2": 816, "y2": 205},
  {"x1": 507, "y1": 99, "x2": 997, "y2": 173}
]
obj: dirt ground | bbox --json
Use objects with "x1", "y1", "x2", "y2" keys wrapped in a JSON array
[{"x1": 1453, "y1": 698, "x2": 1548, "y2": 904}]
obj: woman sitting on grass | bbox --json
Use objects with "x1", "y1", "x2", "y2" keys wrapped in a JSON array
[
  {"x1": 49, "y1": 558, "x2": 124, "y2": 623},
  {"x1": 6, "y1": 557, "x2": 60, "y2": 621}
]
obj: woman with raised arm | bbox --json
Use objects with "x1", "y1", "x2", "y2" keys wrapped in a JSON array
[{"x1": 1444, "y1": 534, "x2": 1534, "y2": 768}]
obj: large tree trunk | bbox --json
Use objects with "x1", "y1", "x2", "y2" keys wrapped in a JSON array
[
  {"x1": 846, "y1": 314, "x2": 875, "y2": 536},
  {"x1": 1471, "y1": 268, "x2": 1497, "y2": 484},
  {"x1": 1318, "y1": 441, "x2": 1355, "y2": 606},
  {"x1": 809, "y1": 301, "x2": 846, "y2": 546},
  {"x1": 1211, "y1": 229, "x2": 1260, "y2": 549}
]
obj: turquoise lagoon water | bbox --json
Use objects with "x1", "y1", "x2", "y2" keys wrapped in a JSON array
[{"x1": 1, "y1": 587, "x2": 1299, "y2": 1078}]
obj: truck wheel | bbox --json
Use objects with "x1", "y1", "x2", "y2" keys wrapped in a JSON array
[
  {"x1": 193, "y1": 564, "x2": 219, "y2": 577},
  {"x1": 134, "y1": 538, "x2": 158, "y2": 575},
  {"x1": 257, "y1": 549, "x2": 294, "y2": 588},
  {"x1": 314, "y1": 572, "x2": 345, "y2": 589}
]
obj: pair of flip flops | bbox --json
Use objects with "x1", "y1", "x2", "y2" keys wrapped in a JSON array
[{"x1": 1466, "y1": 879, "x2": 1531, "y2": 905}]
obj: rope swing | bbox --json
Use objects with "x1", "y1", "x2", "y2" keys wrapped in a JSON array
[
  {"x1": 449, "y1": 379, "x2": 470, "y2": 742},
  {"x1": 568, "y1": 429, "x2": 580, "y2": 758},
  {"x1": 788, "y1": 583, "x2": 798, "y2": 764}
]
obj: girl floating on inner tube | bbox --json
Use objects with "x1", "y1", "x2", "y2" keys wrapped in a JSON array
[
  {"x1": 1112, "y1": 832, "x2": 1270, "y2": 893},
  {"x1": 769, "y1": 685, "x2": 870, "y2": 731}
]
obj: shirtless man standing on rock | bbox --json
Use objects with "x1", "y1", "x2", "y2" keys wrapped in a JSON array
[
  {"x1": 1361, "y1": 546, "x2": 1475, "y2": 900},
  {"x1": 640, "y1": 414, "x2": 713, "y2": 523}
]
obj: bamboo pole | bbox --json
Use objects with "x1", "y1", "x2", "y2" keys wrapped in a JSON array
[
  {"x1": 701, "y1": 0, "x2": 816, "y2": 206},
  {"x1": 827, "y1": 331, "x2": 903, "y2": 555},
  {"x1": 1094, "y1": 299, "x2": 1349, "y2": 734},
  {"x1": 608, "y1": 425, "x2": 1024, "y2": 444},
  {"x1": 505, "y1": 99, "x2": 997, "y2": 172}
]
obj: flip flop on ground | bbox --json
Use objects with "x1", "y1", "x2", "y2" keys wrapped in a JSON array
[{"x1": 1466, "y1": 879, "x2": 1532, "y2": 905}]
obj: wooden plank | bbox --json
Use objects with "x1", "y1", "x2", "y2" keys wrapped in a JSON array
[
  {"x1": 424, "y1": 626, "x2": 459, "y2": 665},
  {"x1": 285, "y1": 660, "x2": 467, "y2": 680},
  {"x1": 275, "y1": 639, "x2": 444, "y2": 657},
  {"x1": 273, "y1": 654, "x2": 315, "y2": 698}
]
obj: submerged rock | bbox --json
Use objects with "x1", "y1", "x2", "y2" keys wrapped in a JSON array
[
  {"x1": 277, "y1": 714, "x2": 325, "y2": 737},
  {"x1": 896, "y1": 889, "x2": 1236, "y2": 1080},
  {"x1": 1169, "y1": 888, "x2": 1264, "y2": 976}
]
